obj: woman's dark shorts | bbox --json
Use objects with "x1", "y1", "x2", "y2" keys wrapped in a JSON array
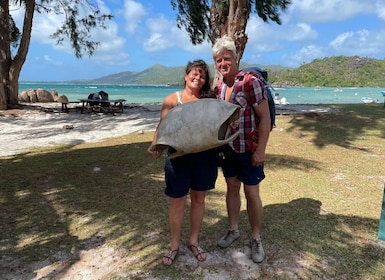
[
  {"x1": 221, "y1": 147, "x2": 265, "y2": 185},
  {"x1": 164, "y1": 148, "x2": 218, "y2": 198}
]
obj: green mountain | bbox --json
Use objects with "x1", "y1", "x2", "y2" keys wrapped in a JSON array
[
  {"x1": 70, "y1": 56, "x2": 385, "y2": 87},
  {"x1": 70, "y1": 62, "x2": 286, "y2": 86},
  {"x1": 269, "y1": 56, "x2": 385, "y2": 87}
]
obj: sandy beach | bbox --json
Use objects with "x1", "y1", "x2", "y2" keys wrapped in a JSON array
[
  {"x1": 0, "y1": 102, "x2": 337, "y2": 157},
  {"x1": 0, "y1": 102, "x2": 161, "y2": 157}
]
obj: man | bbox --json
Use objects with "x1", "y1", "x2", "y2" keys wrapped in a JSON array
[{"x1": 212, "y1": 35, "x2": 271, "y2": 263}]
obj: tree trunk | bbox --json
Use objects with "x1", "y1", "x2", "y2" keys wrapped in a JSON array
[
  {"x1": 210, "y1": 0, "x2": 251, "y2": 88},
  {"x1": 0, "y1": 2, "x2": 11, "y2": 109},
  {"x1": 0, "y1": 0, "x2": 35, "y2": 109},
  {"x1": 227, "y1": 0, "x2": 250, "y2": 66}
]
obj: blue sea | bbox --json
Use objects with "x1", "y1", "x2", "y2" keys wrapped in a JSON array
[{"x1": 18, "y1": 83, "x2": 385, "y2": 105}]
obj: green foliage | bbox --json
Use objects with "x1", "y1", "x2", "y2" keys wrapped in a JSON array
[
  {"x1": 254, "y1": 0, "x2": 291, "y2": 24},
  {"x1": 269, "y1": 56, "x2": 385, "y2": 87},
  {"x1": 170, "y1": 0, "x2": 210, "y2": 44},
  {"x1": 171, "y1": 0, "x2": 291, "y2": 45},
  {"x1": 10, "y1": 0, "x2": 112, "y2": 59},
  {"x1": 46, "y1": 0, "x2": 113, "y2": 58},
  {"x1": 9, "y1": 15, "x2": 21, "y2": 48}
]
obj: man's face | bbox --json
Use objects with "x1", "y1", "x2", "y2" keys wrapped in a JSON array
[{"x1": 215, "y1": 50, "x2": 237, "y2": 77}]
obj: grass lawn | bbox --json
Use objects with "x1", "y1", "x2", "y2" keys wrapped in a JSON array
[{"x1": 1, "y1": 103, "x2": 385, "y2": 279}]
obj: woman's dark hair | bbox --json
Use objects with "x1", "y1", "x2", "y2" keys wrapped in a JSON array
[{"x1": 185, "y1": 59, "x2": 215, "y2": 98}]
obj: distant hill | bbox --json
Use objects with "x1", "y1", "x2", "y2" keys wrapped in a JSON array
[
  {"x1": 89, "y1": 64, "x2": 186, "y2": 85},
  {"x1": 68, "y1": 56, "x2": 385, "y2": 87},
  {"x1": 69, "y1": 62, "x2": 289, "y2": 86},
  {"x1": 269, "y1": 56, "x2": 385, "y2": 87}
]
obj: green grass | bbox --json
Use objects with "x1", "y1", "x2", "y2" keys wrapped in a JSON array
[{"x1": 1, "y1": 103, "x2": 385, "y2": 279}]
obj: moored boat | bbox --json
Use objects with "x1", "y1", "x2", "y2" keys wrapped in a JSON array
[
  {"x1": 274, "y1": 92, "x2": 289, "y2": 105},
  {"x1": 361, "y1": 97, "x2": 379, "y2": 104}
]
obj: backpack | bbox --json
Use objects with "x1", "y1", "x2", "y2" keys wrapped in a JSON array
[{"x1": 241, "y1": 67, "x2": 276, "y2": 130}]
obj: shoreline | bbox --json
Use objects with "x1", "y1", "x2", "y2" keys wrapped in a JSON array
[
  {"x1": 0, "y1": 102, "x2": 337, "y2": 157},
  {"x1": 0, "y1": 102, "x2": 161, "y2": 157}
]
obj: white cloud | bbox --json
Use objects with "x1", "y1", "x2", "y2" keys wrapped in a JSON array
[
  {"x1": 375, "y1": 0, "x2": 385, "y2": 21},
  {"x1": 329, "y1": 32, "x2": 355, "y2": 48},
  {"x1": 13, "y1": 1, "x2": 130, "y2": 66},
  {"x1": 143, "y1": 33, "x2": 169, "y2": 52},
  {"x1": 142, "y1": 15, "x2": 210, "y2": 54},
  {"x1": 291, "y1": 0, "x2": 372, "y2": 23},
  {"x1": 243, "y1": 0, "x2": 385, "y2": 67},
  {"x1": 283, "y1": 45, "x2": 326, "y2": 67},
  {"x1": 245, "y1": 17, "x2": 317, "y2": 56},
  {"x1": 329, "y1": 29, "x2": 384, "y2": 57},
  {"x1": 287, "y1": 23, "x2": 318, "y2": 42},
  {"x1": 43, "y1": 55, "x2": 63, "y2": 66},
  {"x1": 245, "y1": 16, "x2": 282, "y2": 53},
  {"x1": 124, "y1": 0, "x2": 146, "y2": 34}
]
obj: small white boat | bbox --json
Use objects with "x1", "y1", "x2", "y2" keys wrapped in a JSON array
[
  {"x1": 361, "y1": 97, "x2": 379, "y2": 104},
  {"x1": 334, "y1": 87, "x2": 343, "y2": 92},
  {"x1": 273, "y1": 93, "x2": 289, "y2": 105}
]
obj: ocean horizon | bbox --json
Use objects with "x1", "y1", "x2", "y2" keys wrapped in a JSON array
[{"x1": 18, "y1": 83, "x2": 385, "y2": 105}]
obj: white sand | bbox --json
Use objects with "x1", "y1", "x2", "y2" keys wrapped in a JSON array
[
  {"x1": 0, "y1": 103, "x2": 161, "y2": 157},
  {"x1": 0, "y1": 102, "x2": 337, "y2": 157}
]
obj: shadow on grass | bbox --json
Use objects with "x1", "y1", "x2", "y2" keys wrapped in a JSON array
[
  {"x1": 1, "y1": 137, "x2": 384, "y2": 279},
  {"x1": 202, "y1": 193, "x2": 385, "y2": 279},
  {"x1": 286, "y1": 104, "x2": 385, "y2": 148},
  {"x1": 0, "y1": 140, "x2": 168, "y2": 278},
  {"x1": 262, "y1": 198, "x2": 384, "y2": 278}
]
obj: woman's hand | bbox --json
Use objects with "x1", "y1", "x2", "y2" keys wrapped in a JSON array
[
  {"x1": 230, "y1": 120, "x2": 239, "y2": 129},
  {"x1": 147, "y1": 145, "x2": 160, "y2": 159}
]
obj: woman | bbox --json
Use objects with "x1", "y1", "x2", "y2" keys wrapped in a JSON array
[{"x1": 147, "y1": 59, "x2": 217, "y2": 266}]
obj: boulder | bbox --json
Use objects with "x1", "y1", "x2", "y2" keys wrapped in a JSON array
[
  {"x1": 18, "y1": 91, "x2": 30, "y2": 102},
  {"x1": 36, "y1": 88, "x2": 54, "y2": 102},
  {"x1": 51, "y1": 89, "x2": 59, "y2": 101},
  {"x1": 27, "y1": 89, "x2": 38, "y2": 103},
  {"x1": 57, "y1": 95, "x2": 69, "y2": 103}
]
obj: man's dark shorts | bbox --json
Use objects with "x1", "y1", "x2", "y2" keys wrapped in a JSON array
[
  {"x1": 164, "y1": 148, "x2": 218, "y2": 198},
  {"x1": 221, "y1": 147, "x2": 265, "y2": 185}
]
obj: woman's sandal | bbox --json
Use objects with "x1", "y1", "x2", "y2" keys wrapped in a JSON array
[
  {"x1": 162, "y1": 248, "x2": 179, "y2": 266},
  {"x1": 188, "y1": 244, "x2": 206, "y2": 262}
]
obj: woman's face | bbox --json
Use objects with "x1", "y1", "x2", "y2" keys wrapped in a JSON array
[{"x1": 185, "y1": 67, "x2": 207, "y2": 90}]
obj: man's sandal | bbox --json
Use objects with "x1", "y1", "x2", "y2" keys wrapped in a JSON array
[
  {"x1": 188, "y1": 244, "x2": 206, "y2": 262},
  {"x1": 162, "y1": 248, "x2": 179, "y2": 266}
]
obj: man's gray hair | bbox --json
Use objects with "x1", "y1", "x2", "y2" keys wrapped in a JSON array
[{"x1": 212, "y1": 35, "x2": 237, "y2": 59}]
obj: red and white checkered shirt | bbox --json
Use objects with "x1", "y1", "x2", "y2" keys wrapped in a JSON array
[{"x1": 215, "y1": 70, "x2": 268, "y2": 153}]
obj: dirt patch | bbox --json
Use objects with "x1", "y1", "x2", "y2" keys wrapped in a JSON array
[{"x1": 1, "y1": 242, "x2": 312, "y2": 280}]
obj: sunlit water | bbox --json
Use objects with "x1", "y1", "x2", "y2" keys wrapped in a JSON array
[{"x1": 19, "y1": 83, "x2": 385, "y2": 105}]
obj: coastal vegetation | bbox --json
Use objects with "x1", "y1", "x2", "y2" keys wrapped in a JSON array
[{"x1": 270, "y1": 55, "x2": 385, "y2": 88}]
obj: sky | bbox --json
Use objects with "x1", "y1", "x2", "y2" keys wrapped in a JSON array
[{"x1": 10, "y1": 0, "x2": 385, "y2": 81}]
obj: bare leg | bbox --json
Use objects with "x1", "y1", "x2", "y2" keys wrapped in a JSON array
[
  {"x1": 244, "y1": 184, "x2": 263, "y2": 239},
  {"x1": 163, "y1": 196, "x2": 186, "y2": 265},
  {"x1": 225, "y1": 176, "x2": 242, "y2": 230},
  {"x1": 189, "y1": 190, "x2": 207, "y2": 261}
]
